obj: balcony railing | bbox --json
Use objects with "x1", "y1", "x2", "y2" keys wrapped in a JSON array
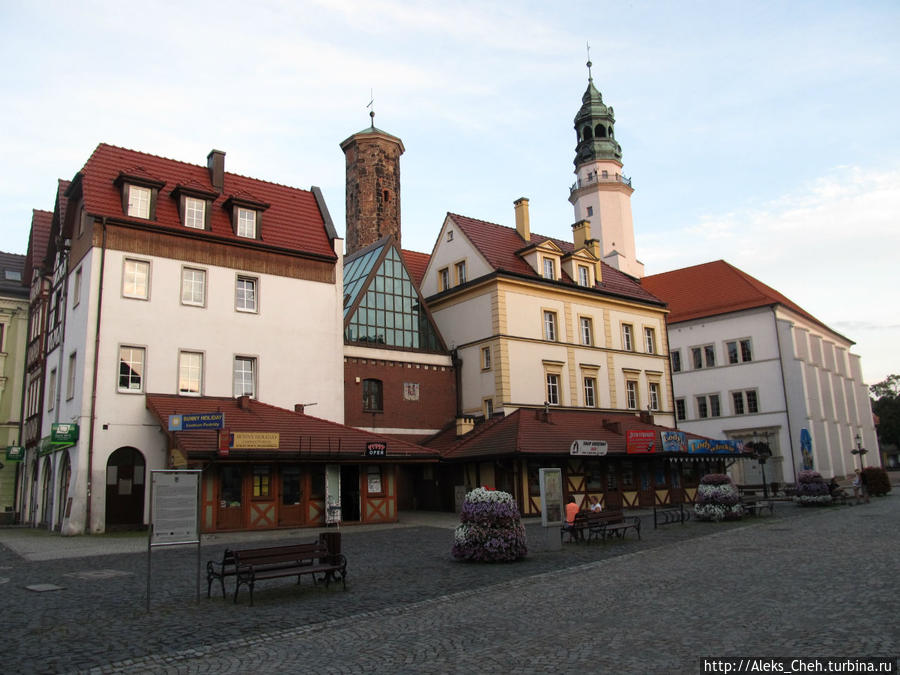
[{"x1": 570, "y1": 171, "x2": 632, "y2": 194}]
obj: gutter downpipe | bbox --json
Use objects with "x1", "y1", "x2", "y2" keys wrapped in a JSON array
[
  {"x1": 773, "y1": 306, "x2": 798, "y2": 486},
  {"x1": 85, "y1": 218, "x2": 107, "y2": 533}
]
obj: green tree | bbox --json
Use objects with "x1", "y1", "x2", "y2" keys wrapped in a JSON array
[{"x1": 870, "y1": 374, "x2": 900, "y2": 450}]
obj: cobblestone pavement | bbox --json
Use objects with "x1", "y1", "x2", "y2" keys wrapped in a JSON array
[{"x1": 1, "y1": 498, "x2": 897, "y2": 674}]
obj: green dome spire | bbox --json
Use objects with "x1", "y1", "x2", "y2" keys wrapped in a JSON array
[{"x1": 573, "y1": 58, "x2": 622, "y2": 167}]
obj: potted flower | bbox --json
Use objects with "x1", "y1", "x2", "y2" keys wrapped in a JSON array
[
  {"x1": 452, "y1": 487, "x2": 527, "y2": 562},
  {"x1": 694, "y1": 473, "x2": 743, "y2": 521},
  {"x1": 794, "y1": 470, "x2": 832, "y2": 505}
]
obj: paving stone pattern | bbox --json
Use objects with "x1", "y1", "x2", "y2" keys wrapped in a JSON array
[{"x1": 1, "y1": 498, "x2": 898, "y2": 674}]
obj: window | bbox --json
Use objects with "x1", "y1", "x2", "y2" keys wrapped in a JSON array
[
  {"x1": 733, "y1": 390, "x2": 759, "y2": 415},
  {"x1": 580, "y1": 317, "x2": 593, "y2": 346},
  {"x1": 446, "y1": 230, "x2": 454, "y2": 242},
  {"x1": 455, "y1": 261, "x2": 467, "y2": 285},
  {"x1": 184, "y1": 197, "x2": 206, "y2": 230},
  {"x1": 696, "y1": 396, "x2": 708, "y2": 419},
  {"x1": 671, "y1": 350, "x2": 682, "y2": 373},
  {"x1": 48, "y1": 368, "x2": 57, "y2": 411},
  {"x1": 123, "y1": 259, "x2": 150, "y2": 299},
  {"x1": 546, "y1": 373, "x2": 560, "y2": 405},
  {"x1": 366, "y1": 465, "x2": 383, "y2": 494},
  {"x1": 235, "y1": 275, "x2": 258, "y2": 312},
  {"x1": 484, "y1": 398, "x2": 494, "y2": 419},
  {"x1": 118, "y1": 346, "x2": 145, "y2": 392},
  {"x1": 481, "y1": 346, "x2": 492, "y2": 370},
  {"x1": 625, "y1": 380, "x2": 638, "y2": 410},
  {"x1": 586, "y1": 206, "x2": 594, "y2": 217},
  {"x1": 675, "y1": 398, "x2": 686, "y2": 421},
  {"x1": 72, "y1": 268, "x2": 82, "y2": 308},
  {"x1": 236, "y1": 207, "x2": 257, "y2": 238},
  {"x1": 233, "y1": 356, "x2": 256, "y2": 397},
  {"x1": 710, "y1": 394, "x2": 721, "y2": 417},
  {"x1": 181, "y1": 267, "x2": 206, "y2": 307},
  {"x1": 543, "y1": 311, "x2": 557, "y2": 341},
  {"x1": 691, "y1": 344, "x2": 716, "y2": 369},
  {"x1": 66, "y1": 352, "x2": 77, "y2": 400},
  {"x1": 252, "y1": 466, "x2": 272, "y2": 498},
  {"x1": 578, "y1": 265, "x2": 590, "y2": 287},
  {"x1": 543, "y1": 258, "x2": 555, "y2": 280},
  {"x1": 644, "y1": 327, "x2": 656, "y2": 354},
  {"x1": 439, "y1": 268, "x2": 450, "y2": 291},
  {"x1": 697, "y1": 394, "x2": 721, "y2": 419},
  {"x1": 584, "y1": 377, "x2": 596, "y2": 407},
  {"x1": 127, "y1": 185, "x2": 151, "y2": 219},
  {"x1": 622, "y1": 324, "x2": 634, "y2": 351},
  {"x1": 726, "y1": 339, "x2": 753, "y2": 364},
  {"x1": 178, "y1": 351, "x2": 203, "y2": 395},
  {"x1": 649, "y1": 382, "x2": 660, "y2": 411},
  {"x1": 363, "y1": 378, "x2": 383, "y2": 412}
]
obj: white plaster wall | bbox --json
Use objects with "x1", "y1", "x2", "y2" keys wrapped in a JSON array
[
  {"x1": 505, "y1": 291, "x2": 567, "y2": 342},
  {"x1": 430, "y1": 291, "x2": 493, "y2": 350},
  {"x1": 421, "y1": 216, "x2": 493, "y2": 297}
]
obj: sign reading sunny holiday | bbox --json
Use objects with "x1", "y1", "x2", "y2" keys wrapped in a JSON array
[
  {"x1": 570, "y1": 440, "x2": 608, "y2": 456},
  {"x1": 168, "y1": 412, "x2": 225, "y2": 431},
  {"x1": 626, "y1": 430, "x2": 657, "y2": 454}
]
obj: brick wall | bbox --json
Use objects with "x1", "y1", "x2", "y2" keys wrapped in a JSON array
[{"x1": 344, "y1": 135, "x2": 402, "y2": 255}]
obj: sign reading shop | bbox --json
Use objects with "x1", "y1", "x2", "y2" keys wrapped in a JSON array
[{"x1": 365, "y1": 441, "x2": 387, "y2": 458}]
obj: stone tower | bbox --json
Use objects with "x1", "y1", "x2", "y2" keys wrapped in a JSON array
[
  {"x1": 340, "y1": 114, "x2": 405, "y2": 255},
  {"x1": 567, "y1": 61, "x2": 643, "y2": 278}
]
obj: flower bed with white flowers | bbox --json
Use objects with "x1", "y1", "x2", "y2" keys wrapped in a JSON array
[
  {"x1": 794, "y1": 470, "x2": 832, "y2": 505},
  {"x1": 694, "y1": 473, "x2": 743, "y2": 522},
  {"x1": 451, "y1": 488, "x2": 527, "y2": 562}
]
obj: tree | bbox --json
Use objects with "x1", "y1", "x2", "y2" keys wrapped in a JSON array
[{"x1": 870, "y1": 374, "x2": 900, "y2": 450}]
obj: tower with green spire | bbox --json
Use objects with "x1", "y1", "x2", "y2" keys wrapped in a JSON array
[{"x1": 568, "y1": 57, "x2": 644, "y2": 279}]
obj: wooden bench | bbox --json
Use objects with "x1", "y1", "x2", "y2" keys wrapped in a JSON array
[
  {"x1": 742, "y1": 498, "x2": 775, "y2": 517},
  {"x1": 586, "y1": 510, "x2": 641, "y2": 541},
  {"x1": 207, "y1": 540, "x2": 347, "y2": 605},
  {"x1": 653, "y1": 502, "x2": 691, "y2": 529}
]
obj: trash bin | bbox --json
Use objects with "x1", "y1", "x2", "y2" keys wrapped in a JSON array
[{"x1": 318, "y1": 531, "x2": 341, "y2": 566}]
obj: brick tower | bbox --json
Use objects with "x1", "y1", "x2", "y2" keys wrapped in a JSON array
[{"x1": 340, "y1": 113, "x2": 405, "y2": 255}]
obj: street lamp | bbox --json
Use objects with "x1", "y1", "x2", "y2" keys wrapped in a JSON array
[
  {"x1": 850, "y1": 433, "x2": 867, "y2": 472},
  {"x1": 750, "y1": 431, "x2": 773, "y2": 498}
]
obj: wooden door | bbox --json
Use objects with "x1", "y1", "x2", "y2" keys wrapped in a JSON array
[
  {"x1": 217, "y1": 465, "x2": 244, "y2": 530},
  {"x1": 278, "y1": 465, "x2": 303, "y2": 527}
]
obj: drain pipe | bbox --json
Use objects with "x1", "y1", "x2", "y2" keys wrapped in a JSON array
[{"x1": 85, "y1": 218, "x2": 107, "y2": 533}]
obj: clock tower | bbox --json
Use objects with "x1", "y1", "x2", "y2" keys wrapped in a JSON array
[{"x1": 567, "y1": 61, "x2": 643, "y2": 278}]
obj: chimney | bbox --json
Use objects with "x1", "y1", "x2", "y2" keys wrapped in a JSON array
[
  {"x1": 295, "y1": 404, "x2": 305, "y2": 414},
  {"x1": 207, "y1": 149, "x2": 225, "y2": 192},
  {"x1": 572, "y1": 219, "x2": 591, "y2": 250},
  {"x1": 238, "y1": 395, "x2": 251, "y2": 410},
  {"x1": 514, "y1": 197, "x2": 530, "y2": 241},
  {"x1": 455, "y1": 417, "x2": 475, "y2": 437},
  {"x1": 639, "y1": 410, "x2": 654, "y2": 425}
]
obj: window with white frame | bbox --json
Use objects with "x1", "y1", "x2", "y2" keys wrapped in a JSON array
[
  {"x1": 181, "y1": 267, "x2": 206, "y2": 307},
  {"x1": 675, "y1": 398, "x2": 686, "y2": 421},
  {"x1": 122, "y1": 259, "x2": 150, "y2": 299},
  {"x1": 66, "y1": 351, "x2": 77, "y2": 399},
  {"x1": 184, "y1": 197, "x2": 206, "y2": 230},
  {"x1": 578, "y1": 265, "x2": 590, "y2": 287},
  {"x1": 732, "y1": 390, "x2": 759, "y2": 415},
  {"x1": 439, "y1": 268, "x2": 450, "y2": 291},
  {"x1": 644, "y1": 327, "x2": 656, "y2": 354},
  {"x1": 625, "y1": 380, "x2": 638, "y2": 409},
  {"x1": 127, "y1": 185, "x2": 151, "y2": 219},
  {"x1": 543, "y1": 258, "x2": 555, "y2": 280},
  {"x1": 118, "y1": 346, "x2": 145, "y2": 392},
  {"x1": 726, "y1": 338, "x2": 753, "y2": 364},
  {"x1": 455, "y1": 261, "x2": 466, "y2": 285},
  {"x1": 691, "y1": 344, "x2": 716, "y2": 369},
  {"x1": 481, "y1": 346, "x2": 491, "y2": 370},
  {"x1": 236, "y1": 207, "x2": 257, "y2": 238},
  {"x1": 233, "y1": 356, "x2": 257, "y2": 397},
  {"x1": 546, "y1": 373, "x2": 560, "y2": 405},
  {"x1": 178, "y1": 351, "x2": 203, "y2": 395},
  {"x1": 649, "y1": 382, "x2": 660, "y2": 411},
  {"x1": 671, "y1": 349, "x2": 682, "y2": 373},
  {"x1": 484, "y1": 398, "x2": 493, "y2": 419},
  {"x1": 580, "y1": 316, "x2": 593, "y2": 346},
  {"x1": 543, "y1": 311, "x2": 557, "y2": 341},
  {"x1": 236, "y1": 275, "x2": 258, "y2": 312},
  {"x1": 584, "y1": 377, "x2": 596, "y2": 407},
  {"x1": 622, "y1": 324, "x2": 634, "y2": 351}
]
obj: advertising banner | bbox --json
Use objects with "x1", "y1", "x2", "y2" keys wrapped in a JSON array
[
  {"x1": 687, "y1": 439, "x2": 744, "y2": 454},
  {"x1": 168, "y1": 413, "x2": 225, "y2": 431},
  {"x1": 569, "y1": 440, "x2": 608, "y2": 456},
  {"x1": 626, "y1": 430, "x2": 657, "y2": 453},
  {"x1": 660, "y1": 431, "x2": 687, "y2": 453}
]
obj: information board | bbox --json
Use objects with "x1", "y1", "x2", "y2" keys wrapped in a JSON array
[
  {"x1": 150, "y1": 470, "x2": 200, "y2": 545},
  {"x1": 539, "y1": 468, "x2": 564, "y2": 527}
]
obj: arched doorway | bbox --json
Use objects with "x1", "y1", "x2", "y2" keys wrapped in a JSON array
[
  {"x1": 55, "y1": 451, "x2": 71, "y2": 531},
  {"x1": 105, "y1": 447, "x2": 146, "y2": 529},
  {"x1": 39, "y1": 457, "x2": 52, "y2": 528}
]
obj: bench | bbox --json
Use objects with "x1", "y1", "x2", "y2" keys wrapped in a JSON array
[
  {"x1": 207, "y1": 540, "x2": 347, "y2": 605},
  {"x1": 742, "y1": 498, "x2": 775, "y2": 517},
  {"x1": 586, "y1": 510, "x2": 641, "y2": 541},
  {"x1": 653, "y1": 502, "x2": 691, "y2": 529}
]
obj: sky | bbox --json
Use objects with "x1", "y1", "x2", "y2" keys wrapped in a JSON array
[{"x1": 1, "y1": 0, "x2": 898, "y2": 385}]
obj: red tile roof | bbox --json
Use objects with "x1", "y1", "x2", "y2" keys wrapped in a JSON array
[
  {"x1": 641, "y1": 260, "x2": 835, "y2": 334},
  {"x1": 78, "y1": 144, "x2": 336, "y2": 260},
  {"x1": 25, "y1": 209, "x2": 52, "y2": 284},
  {"x1": 433, "y1": 408, "x2": 707, "y2": 459},
  {"x1": 447, "y1": 213, "x2": 663, "y2": 305},
  {"x1": 146, "y1": 394, "x2": 438, "y2": 460},
  {"x1": 401, "y1": 249, "x2": 430, "y2": 288}
]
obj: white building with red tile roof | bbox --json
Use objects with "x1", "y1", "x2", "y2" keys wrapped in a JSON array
[{"x1": 642, "y1": 260, "x2": 879, "y2": 485}]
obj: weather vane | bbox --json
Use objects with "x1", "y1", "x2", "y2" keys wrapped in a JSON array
[{"x1": 367, "y1": 88, "x2": 375, "y2": 127}]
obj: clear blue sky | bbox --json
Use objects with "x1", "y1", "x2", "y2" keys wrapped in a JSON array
[{"x1": 1, "y1": 1, "x2": 898, "y2": 383}]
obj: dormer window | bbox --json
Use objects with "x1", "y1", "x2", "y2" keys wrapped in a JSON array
[
  {"x1": 543, "y1": 258, "x2": 556, "y2": 280},
  {"x1": 578, "y1": 265, "x2": 590, "y2": 287},
  {"x1": 172, "y1": 184, "x2": 217, "y2": 231},
  {"x1": 185, "y1": 198, "x2": 206, "y2": 229},
  {"x1": 224, "y1": 193, "x2": 269, "y2": 240},
  {"x1": 237, "y1": 208, "x2": 256, "y2": 238},
  {"x1": 115, "y1": 171, "x2": 165, "y2": 221},
  {"x1": 127, "y1": 186, "x2": 151, "y2": 218}
]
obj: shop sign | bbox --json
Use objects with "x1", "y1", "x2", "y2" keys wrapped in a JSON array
[
  {"x1": 51, "y1": 423, "x2": 79, "y2": 444},
  {"x1": 626, "y1": 430, "x2": 657, "y2": 454},
  {"x1": 217, "y1": 429, "x2": 230, "y2": 457},
  {"x1": 231, "y1": 432, "x2": 280, "y2": 449},
  {"x1": 570, "y1": 439, "x2": 608, "y2": 456},
  {"x1": 661, "y1": 431, "x2": 687, "y2": 453},
  {"x1": 168, "y1": 412, "x2": 225, "y2": 431},
  {"x1": 5, "y1": 446, "x2": 25, "y2": 461},
  {"x1": 365, "y1": 441, "x2": 387, "y2": 457},
  {"x1": 687, "y1": 439, "x2": 744, "y2": 454}
]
